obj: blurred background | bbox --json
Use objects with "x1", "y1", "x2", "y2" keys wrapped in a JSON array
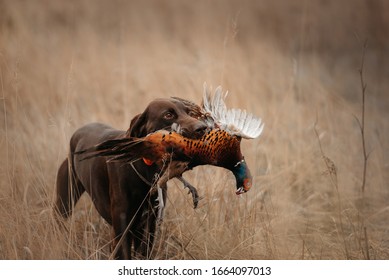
[{"x1": 0, "y1": 0, "x2": 388, "y2": 259}]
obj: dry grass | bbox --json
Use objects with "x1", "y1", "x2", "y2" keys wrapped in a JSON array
[{"x1": 1, "y1": 0, "x2": 389, "y2": 259}]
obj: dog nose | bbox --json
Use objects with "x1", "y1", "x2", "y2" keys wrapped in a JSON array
[
  {"x1": 192, "y1": 123, "x2": 208, "y2": 138},
  {"x1": 195, "y1": 123, "x2": 207, "y2": 133},
  {"x1": 179, "y1": 117, "x2": 209, "y2": 138}
]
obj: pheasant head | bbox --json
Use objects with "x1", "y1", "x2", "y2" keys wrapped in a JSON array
[{"x1": 233, "y1": 159, "x2": 252, "y2": 194}]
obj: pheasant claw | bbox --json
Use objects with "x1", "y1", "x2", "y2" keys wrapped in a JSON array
[
  {"x1": 177, "y1": 177, "x2": 201, "y2": 209},
  {"x1": 154, "y1": 187, "x2": 165, "y2": 223}
]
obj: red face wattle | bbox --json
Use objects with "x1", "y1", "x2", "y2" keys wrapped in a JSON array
[{"x1": 243, "y1": 178, "x2": 252, "y2": 192}]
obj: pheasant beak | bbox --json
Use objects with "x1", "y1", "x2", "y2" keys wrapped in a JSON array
[
  {"x1": 236, "y1": 178, "x2": 252, "y2": 195},
  {"x1": 235, "y1": 187, "x2": 245, "y2": 195}
]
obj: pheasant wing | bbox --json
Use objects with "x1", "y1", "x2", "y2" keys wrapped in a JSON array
[{"x1": 202, "y1": 83, "x2": 264, "y2": 139}]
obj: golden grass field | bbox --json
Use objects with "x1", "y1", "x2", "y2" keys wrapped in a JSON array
[{"x1": 0, "y1": 0, "x2": 388, "y2": 259}]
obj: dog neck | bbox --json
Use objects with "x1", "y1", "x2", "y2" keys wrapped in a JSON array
[{"x1": 130, "y1": 159, "x2": 154, "y2": 186}]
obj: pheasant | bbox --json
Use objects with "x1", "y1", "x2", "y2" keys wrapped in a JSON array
[{"x1": 79, "y1": 84, "x2": 264, "y2": 219}]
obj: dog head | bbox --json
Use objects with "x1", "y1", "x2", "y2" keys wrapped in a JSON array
[{"x1": 127, "y1": 97, "x2": 208, "y2": 138}]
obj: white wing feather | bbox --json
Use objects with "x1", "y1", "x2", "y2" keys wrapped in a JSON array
[{"x1": 202, "y1": 83, "x2": 264, "y2": 139}]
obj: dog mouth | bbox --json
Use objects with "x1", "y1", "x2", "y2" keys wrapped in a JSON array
[
  {"x1": 170, "y1": 123, "x2": 208, "y2": 139},
  {"x1": 186, "y1": 128, "x2": 209, "y2": 139}
]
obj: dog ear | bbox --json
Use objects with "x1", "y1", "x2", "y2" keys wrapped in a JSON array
[{"x1": 126, "y1": 112, "x2": 148, "y2": 137}]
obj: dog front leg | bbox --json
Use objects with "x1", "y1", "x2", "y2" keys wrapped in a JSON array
[{"x1": 110, "y1": 210, "x2": 133, "y2": 260}]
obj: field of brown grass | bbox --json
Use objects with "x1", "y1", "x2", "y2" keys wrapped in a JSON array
[{"x1": 1, "y1": 0, "x2": 388, "y2": 259}]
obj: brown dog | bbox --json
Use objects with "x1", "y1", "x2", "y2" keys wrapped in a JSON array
[{"x1": 55, "y1": 97, "x2": 207, "y2": 259}]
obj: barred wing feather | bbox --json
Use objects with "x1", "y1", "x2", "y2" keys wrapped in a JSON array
[{"x1": 202, "y1": 84, "x2": 264, "y2": 139}]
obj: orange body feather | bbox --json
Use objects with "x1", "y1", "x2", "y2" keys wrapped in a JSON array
[{"x1": 140, "y1": 129, "x2": 243, "y2": 169}]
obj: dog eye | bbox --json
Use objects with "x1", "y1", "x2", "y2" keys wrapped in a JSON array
[{"x1": 163, "y1": 112, "x2": 175, "y2": 120}]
